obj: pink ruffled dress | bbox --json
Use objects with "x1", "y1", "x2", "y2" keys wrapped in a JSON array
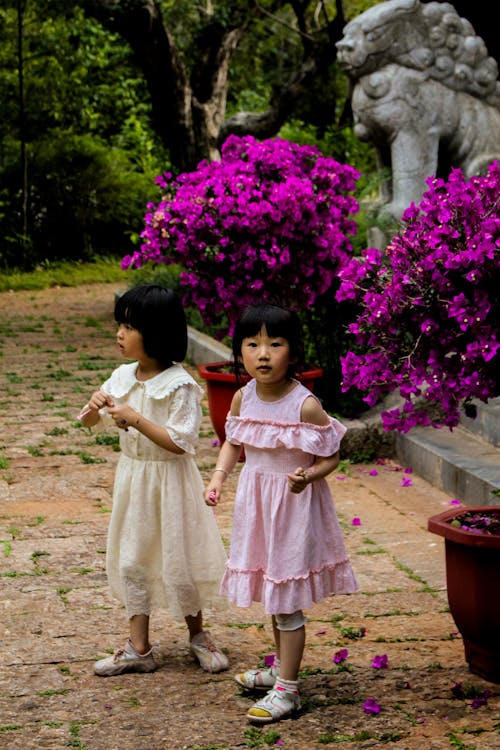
[{"x1": 220, "y1": 379, "x2": 358, "y2": 614}]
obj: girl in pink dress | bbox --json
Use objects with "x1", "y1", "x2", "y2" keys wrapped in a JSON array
[{"x1": 205, "y1": 303, "x2": 358, "y2": 724}]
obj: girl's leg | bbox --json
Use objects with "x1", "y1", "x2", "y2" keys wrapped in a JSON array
[
  {"x1": 277, "y1": 624, "x2": 305, "y2": 681},
  {"x1": 247, "y1": 611, "x2": 305, "y2": 723},
  {"x1": 129, "y1": 614, "x2": 151, "y2": 654},
  {"x1": 235, "y1": 616, "x2": 281, "y2": 690},
  {"x1": 184, "y1": 610, "x2": 203, "y2": 640},
  {"x1": 272, "y1": 615, "x2": 281, "y2": 662}
]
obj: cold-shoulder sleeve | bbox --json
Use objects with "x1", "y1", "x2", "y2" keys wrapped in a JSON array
[{"x1": 225, "y1": 414, "x2": 346, "y2": 456}]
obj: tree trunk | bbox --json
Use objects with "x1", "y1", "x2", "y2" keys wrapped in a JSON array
[
  {"x1": 84, "y1": 0, "x2": 244, "y2": 171},
  {"x1": 84, "y1": 0, "x2": 346, "y2": 172}
]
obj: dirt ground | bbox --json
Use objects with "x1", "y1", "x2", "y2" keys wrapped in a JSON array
[{"x1": 0, "y1": 283, "x2": 499, "y2": 750}]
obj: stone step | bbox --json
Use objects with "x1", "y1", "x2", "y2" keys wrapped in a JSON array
[
  {"x1": 187, "y1": 326, "x2": 231, "y2": 365},
  {"x1": 395, "y1": 424, "x2": 500, "y2": 507},
  {"x1": 460, "y1": 397, "x2": 500, "y2": 447}
]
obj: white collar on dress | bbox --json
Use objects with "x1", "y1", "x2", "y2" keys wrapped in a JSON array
[{"x1": 105, "y1": 361, "x2": 203, "y2": 400}]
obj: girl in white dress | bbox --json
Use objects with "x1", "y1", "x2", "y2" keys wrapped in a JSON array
[
  {"x1": 79, "y1": 285, "x2": 228, "y2": 676},
  {"x1": 206, "y1": 303, "x2": 357, "y2": 722}
]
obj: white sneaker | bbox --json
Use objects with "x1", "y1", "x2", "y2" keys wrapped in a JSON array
[
  {"x1": 190, "y1": 631, "x2": 229, "y2": 673},
  {"x1": 94, "y1": 639, "x2": 157, "y2": 677}
]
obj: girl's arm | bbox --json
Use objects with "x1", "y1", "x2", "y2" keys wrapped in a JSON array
[
  {"x1": 79, "y1": 390, "x2": 113, "y2": 428},
  {"x1": 205, "y1": 388, "x2": 243, "y2": 505},
  {"x1": 106, "y1": 403, "x2": 185, "y2": 454},
  {"x1": 288, "y1": 394, "x2": 341, "y2": 494},
  {"x1": 288, "y1": 451, "x2": 340, "y2": 494}
]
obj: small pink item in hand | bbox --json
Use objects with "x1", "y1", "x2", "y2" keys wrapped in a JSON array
[{"x1": 76, "y1": 406, "x2": 92, "y2": 420}]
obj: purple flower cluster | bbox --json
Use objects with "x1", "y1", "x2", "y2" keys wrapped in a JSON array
[
  {"x1": 450, "y1": 509, "x2": 500, "y2": 535},
  {"x1": 337, "y1": 162, "x2": 500, "y2": 432},
  {"x1": 123, "y1": 135, "x2": 359, "y2": 335}
]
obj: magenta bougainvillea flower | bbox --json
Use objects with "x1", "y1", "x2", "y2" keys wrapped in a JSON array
[
  {"x1": 363, "y1": 697, "x2": 381, "y2": 714},
  {"x1": 351, "y1": 517, "x2": 362, "y2": 526},
  {"x1": 450, "y1": 509, "x2": 500, "y2": 535},
  {"x1": 451, "y1": 682, "x2": 493, "y2": 707},
  {"x1": 337, "y1": 162, "x2": 500, "y2": 432},
  {"x1": 264, "y1": 653, "x2": 276, "y2": 667},
  {"x1": 333, "y1": 648, "x2": 349, "y2": 663},
  {"x1": 123, "y1": 135, "x2": 359, "y2": 337},
  {"x1": 371, "y1": 654, "x2": 389, "y2": 669}
]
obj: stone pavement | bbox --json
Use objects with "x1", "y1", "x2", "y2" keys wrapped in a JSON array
[{"x1": 0, "y1": 284, "x2": 499, "y2": 750}]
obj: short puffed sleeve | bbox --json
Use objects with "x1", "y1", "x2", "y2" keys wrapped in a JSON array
[{"x1": 164, "y1": 383, "x2": 202, "y2": 454}]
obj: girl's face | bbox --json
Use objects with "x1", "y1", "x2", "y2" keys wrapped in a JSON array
[
  {"x1": 240, "y1": 325, "x2": 293, "y2": 384},
  {"x1": 116, "y1": 323, "x2": 145, "y2": 361}
]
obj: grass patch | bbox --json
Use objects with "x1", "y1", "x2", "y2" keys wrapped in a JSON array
[
  {"x1": 243, "y1": 726, "x2": 281, "y2": 747},
  {"x1": 37, "y1": 688, "x2": 68, "y2": 697},
  {"x1": 57, "y1": 587, "x2": 72, "y2": 604},
  {"x1": 27, "y1": 445, "x2": 44, "y2": 457},
  {"x1": 1, "y1": 540, "x2": 12, "y2": 556},
  {"x1": 76, "y1": 451, "x2": 106, "y2": 464},
  {"x1": 337, "y1": 625, "x2": 366, "y2": 640},
  {"x1": 0, "y1": 258, "x2": 131, "y2": 292},
  {"x1": 45, "y1": 427, "x2": 69, "y2": 436},
  {"x1": 31, "y1": 550, "x2": 50, "y2": 574}
]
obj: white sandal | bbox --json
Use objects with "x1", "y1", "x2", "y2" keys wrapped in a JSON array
[
  {"x1": 235, "y1": 667, "x2": 277, "y2": 691},
  {"x1": 247, "y1": 687, "x2": 301, "y2": 723}
]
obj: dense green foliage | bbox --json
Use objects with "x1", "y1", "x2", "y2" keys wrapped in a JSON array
[
  {"x1": 0, "y1": 0, "x2": 378, "y2": 271},
  {"x1": 0, "y1": 2, "x2": 168, "y2": 269}
]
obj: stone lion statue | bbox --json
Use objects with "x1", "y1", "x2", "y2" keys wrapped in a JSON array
[{"x1": 336, "y1": 0, "x2": 500, "y2": 220}]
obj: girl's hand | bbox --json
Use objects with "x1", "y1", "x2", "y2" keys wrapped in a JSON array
[
  {"x1": 205, "y1": 487, "x2": 219, "y2": 506},
  {"x1": 205, "y1": 476, "x2": 224, "y2": 506},
  {"x1": 107, "y1": 404, "x2": 140, "y2": 430},
  {"x1": 87, "y1": 390, "x2": 114, "y2": 413},
  {"x1": 288, "y1": 466, "x2": 309, "y2": 494}
]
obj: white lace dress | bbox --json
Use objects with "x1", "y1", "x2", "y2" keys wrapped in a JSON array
[{"x1": 94, "y1": 362, "x2": 227, "y2": 620}]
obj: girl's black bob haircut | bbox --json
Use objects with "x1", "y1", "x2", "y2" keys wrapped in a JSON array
[
  {"x1": 232, "y1": 302, "x2": 304, "y2": 379},
  {"x1": 114, "y1": 285, "x2": 187, "y2": 366}
]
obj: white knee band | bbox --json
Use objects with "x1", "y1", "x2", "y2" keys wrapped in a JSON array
[{"x1": 275, "y1": 610, "x2": 306, "y2": 631}]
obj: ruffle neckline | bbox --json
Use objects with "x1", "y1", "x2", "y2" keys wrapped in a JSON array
[
  {"x1": 226, "y1": 414, "x2": 346, "y2": 456},
  {"x1": 104, "y1": 362, "x2": 203, "y2": 400}
]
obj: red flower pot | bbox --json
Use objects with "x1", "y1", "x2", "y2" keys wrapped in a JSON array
[
  {"x1": 197, "y1": 360, "x2": 324, "y2": 445},
  {"x1": 428, "y1": 506, "x2": 500, "y2": 683}
]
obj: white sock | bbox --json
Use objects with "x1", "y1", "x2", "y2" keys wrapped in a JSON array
[{"x1": 274, "y1": 676, "x2": 299, "y2": 696}]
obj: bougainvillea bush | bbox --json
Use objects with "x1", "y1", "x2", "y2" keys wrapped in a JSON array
[
  {"x1": 122, "y1": 135, "x2": 359, "y2": 337},
  {"x1": 337, "y1": 162, "x2": 500, "y2": 433}
]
